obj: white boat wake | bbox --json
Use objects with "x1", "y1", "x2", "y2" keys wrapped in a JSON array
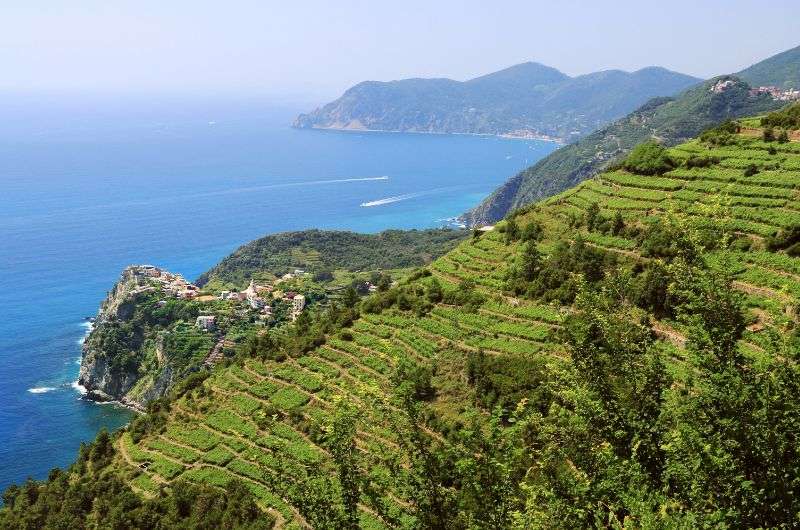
[
  {"x1": 360, "y1": 186, "x2": 458, "y2": 207},
  {"x1": 361, "y1": 191, "x2": 426, "y2": 207},
  {"x1": 28, "y1": 386, "x2": 56, "y2": 394}
]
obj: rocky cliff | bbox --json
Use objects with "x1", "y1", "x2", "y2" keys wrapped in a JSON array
[{"x1": 78, "y1": 266, "x2": 201, "y2": 410}]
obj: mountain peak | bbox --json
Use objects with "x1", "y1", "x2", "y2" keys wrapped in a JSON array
[{"x1": 465, "y1": 61, "x2": 569, "y2": 87}]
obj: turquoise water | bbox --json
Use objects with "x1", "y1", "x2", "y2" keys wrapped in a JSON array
[{"x1": 0, "y1": 94, "x2": 556, "y2": 490}]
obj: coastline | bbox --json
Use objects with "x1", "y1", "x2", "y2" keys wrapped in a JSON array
[{"x1": 295, "y1": 123, "x2": 566, "y2": 145}]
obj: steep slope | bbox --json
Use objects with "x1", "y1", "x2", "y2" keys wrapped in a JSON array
[
  {"x1": 463, "y1": 76, "x2": 782, "y2": 225},
  {"x1": 79, "y1": 266, "x2": 215, "y2": 408},
  {"x1": 737, "y1": 43, "x2": 800, "y2": 89},
  {"x1": 13, "y1": 123, "x2": 800, "y2": 528},
  {"x1": 464, "y1": 44, "x2": 800, "y2": 225},
  {"x1": 294, "y1": 62, "x2": 699, "y2": 141}
]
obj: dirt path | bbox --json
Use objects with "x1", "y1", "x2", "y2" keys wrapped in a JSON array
[
  {"x1": 733, "y1": 280, "x2": 792, "y2": 301},
  {"x1": 651, "y1": 321, "x2": 686, "y2": 347},
  {"x1": 203, "y1": 336, "x2": 227, "y2": 367}
]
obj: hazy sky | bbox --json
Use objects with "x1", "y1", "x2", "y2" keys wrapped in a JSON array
[{"x1": 2, "y1": 0, "x2": 798, "y2": 101}]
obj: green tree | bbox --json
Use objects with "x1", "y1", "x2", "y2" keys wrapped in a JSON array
[
  {"x1": 622, "y1": 141, "x2": 675, "y2": 175},
  {"x1": 662, "y1": 263, "x2": 800, "y2": 527},
  {"x1": 518, "y1": 240, "x2": 541, "y2": 282},
  {"x1": 585, "y1": 202, "x2": 601, "y2": 231},
  {"x1": 326, "y1": 401, "x2": 362, "y2": 530},
  {"x1": 341, "y1": 286, "x2": 359, "y2": 308},
  {"x1": 521, "y1": 221, "x2": 543, "y2": 242},
  {"x1": 611, "y1": 210, "x2": 625, "y2": 235},
  {"x1": 504, "y1": 218, "x2": 521, "y2": 243},
  {"x1": 426, "y1": 278, "x2": 443, "y2": 304}
]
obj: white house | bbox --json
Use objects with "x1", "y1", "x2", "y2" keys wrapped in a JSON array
[{"x1": 195, "y1": 315, "x2": 216, "y2": 331}]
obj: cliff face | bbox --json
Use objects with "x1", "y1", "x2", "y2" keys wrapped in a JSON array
[{"x1": 78, "y1": 266, "x2": 186, "y2": 410}]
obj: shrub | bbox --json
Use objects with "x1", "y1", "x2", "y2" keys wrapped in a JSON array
[
  {"x1": 761, "y1": 102, "x2": 800, "y2": 129},
  {"x1": 743, "y1": 164, "x2": 759, "y2": 177},
  {"x1": 700, "y1": 120, "x2": 740, "y2": 146},
  {"x1": 622, "y1": 141, "x2": 675, "y2": 175},
  {"x1": 763, "y1": 127, "x2": 775, "y2": 142},
  {"x1": 767, "y1": 226, "x2": 800, "y2": 252},
  {"x1": 521, "y1": 221, "x2": 544, "y2": 242},
  {"x1": 685, "y1": 155, "x2": 720, "y2": 169}
]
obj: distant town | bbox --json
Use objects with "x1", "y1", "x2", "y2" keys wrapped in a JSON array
[
  {"x1": 127, "y1": 264, "x2": 310, "y2": 332},
  {"x1": 750, "y1": 85, "x2": 800, "y2": 101}
]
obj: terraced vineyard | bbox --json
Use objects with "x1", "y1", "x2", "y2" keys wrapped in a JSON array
[
  {"x1": 96, "y1": 119, "x2": 800, "y2": 528},
  {"x1": 539, "y1": 133, "x2": 800, "y2": 328},
  {"x1": 111, "y1": 225, "x2": 571, "y2": 528}
]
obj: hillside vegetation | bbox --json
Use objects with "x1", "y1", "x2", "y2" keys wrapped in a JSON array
[
  {"x1": 462, "y1": 76, "x2": 785, "y2": 226},
  {"x1": 197, "y1": 229, "x2": 467, "y2": 288},
  {"x1": 464, "y1": 44, "x2": 800, "y2": 226},
  {"x1": 4, "y1": 121, "x2": 800, "y2": 528},
  {"x1": 738, "y1": 43, "x2": 800, "y2": 89},
  {"x1": 294, "y1": 62, "x2": 698, "y2": 141}
]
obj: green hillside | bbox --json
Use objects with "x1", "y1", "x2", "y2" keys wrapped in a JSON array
[
  {"x1": 463, "y1": 76, "x2": 784, "y2": 225},
  {"x1": 294, "y1": 62, "x2": 698, "y2": 141},
  {"x1": 197, "y1": 229, "x2": 468, "y2": 288},
  {"x1": 738, "y1": 44, "x2": 800, "y2": 89},
  {"x1": 4, "y1": 122, "x2": 800, "y2": 528},
  {"x1": 464, "y1": 44, "x2": 800, "y2": 226}
]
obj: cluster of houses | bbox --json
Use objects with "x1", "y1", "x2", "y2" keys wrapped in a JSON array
[
  {"x1": 126, "y1": 265, "x2": 313, "y2": 334},
  {"x1": 710, "y1": 80, "x2": 800, "y2": 102},
  {"x1": 217, "y1": 276, "x2": 307, "y2": 322},
  {"x1": 750, "y1": 85, "x2": 800, "y2": 102},
  {"x1": 710, "y1": 79, "x2": 736, "y2": 94},
  {"x1": 131, "y1": 265, "x2": 200, "y2": 300},
  {"x1": 195, "y1": 278, "x2": 309, "y2": 332}
]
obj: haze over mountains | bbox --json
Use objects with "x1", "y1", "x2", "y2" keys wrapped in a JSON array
[{"x1": 294, "y1": 62, "x2": 700, "y2": 141}]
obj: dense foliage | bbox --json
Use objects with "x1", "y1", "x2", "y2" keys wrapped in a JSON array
[
  {"x1": 621, "y1": 141, "x2": 675, "y2": 175},
  {"x1": 761, "y1": 102, "x2": 800, "y2": 130},
  {"x1": 197, "y1": 229, "x2": 467, "y2": 287},
  {"x1": 0, "y1": 430, "x2": 272, "y2": 529}
]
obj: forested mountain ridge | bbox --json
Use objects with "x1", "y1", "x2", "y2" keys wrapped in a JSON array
[
  {"x1": 463, "y1": 44, "x2": 800, "y2": 226},
  {"x1": 197, "y1": 229, "x2": 467, "y2": 288},
  {"x1": 294, "y1": 62, "x2": 699, "y2": 141},
  {"x1": 4, "y1": 117, "x2": 800, "y2": 528}
]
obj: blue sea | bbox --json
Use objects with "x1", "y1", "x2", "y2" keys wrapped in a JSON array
[{"x1": 0, "y1": 93, "x2": 557, "y2": 491}]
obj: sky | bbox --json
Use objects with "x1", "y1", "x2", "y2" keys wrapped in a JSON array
[{"x1": 1, "y1": 0, "x2": 798, "y2": 102}]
